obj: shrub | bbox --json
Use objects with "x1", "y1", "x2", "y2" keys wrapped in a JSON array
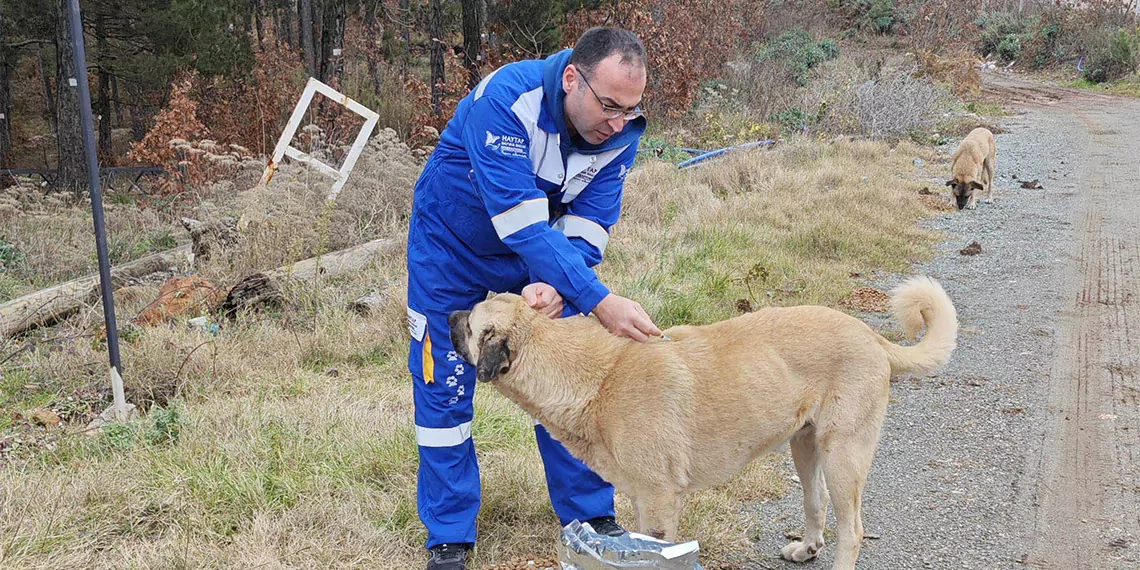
[
  {"x1": 977, "y1": 11, "x2": 1029, "y2": 61},
  {"x1": 757, "y1": 28, "x2": 841, "y2": 86},
  {"x1": 769, "y1": 107, "x2": 808, "y2": 133},
  {"x1": 865, "y1": 0, "x2": 898, "y2": 34},
  {"x1": 849, "y1": 74, "x2": 944, "y2": 139},
  {"x1": 145, "y1": 403, "x2": 186, "y2": 446},
  {"x1": 830, "y1": 0, "x2": 900, "y2": 35},
  {"x1": 1083, "y1": 27, "x2": 1140, "y2": 83},
  {"x1": 997, "y1": 34, "x2": 1022, "y2": 62}
]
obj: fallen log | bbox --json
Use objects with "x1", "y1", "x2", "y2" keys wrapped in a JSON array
[
  {"x1": 222, "y1": 238, "x2": 398, "y2": 317},
  {"x1": 0, "y1": 244, "x2": 193, "y2": 338}
]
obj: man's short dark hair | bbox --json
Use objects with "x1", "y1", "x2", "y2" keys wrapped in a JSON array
[{"x1": 569, "y1": 27, "x2": 646, "y2": 75}]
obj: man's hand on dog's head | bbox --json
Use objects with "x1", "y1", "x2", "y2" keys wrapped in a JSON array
[
  {"x1": 592, "y1": 293, "x2": 662, "y2": 342},
  {"x1": 522, "y1": 282, "x2": 564, "y2": 319}
]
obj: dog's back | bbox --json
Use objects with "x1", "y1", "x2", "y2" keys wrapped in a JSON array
[
  {"x1": 630, "y1": 279, "x2": 956, "y2": 490},
  {"x1": 951, "y1": 127, "x2": 995, "y2": 180},
  {"x1": 948, "y1": 127, "x2": 997, "y2": 209}
]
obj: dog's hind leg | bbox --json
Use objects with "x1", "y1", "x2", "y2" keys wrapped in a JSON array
[
  {"x1": 780, "y1": 424, "x2": 827, "y2": 563},
  {"x1": 822, "y1": 426, "x2": 879, "y2": 570},
  {"x1": 983, "y1": 156, "x2": 995, "y2": 204}
]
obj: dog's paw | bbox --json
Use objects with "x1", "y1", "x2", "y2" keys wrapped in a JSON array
[
  {"x1": 982, "y1": 198, "x2": 994, "y2": 204},
  {"x1": 966, "y1": 203, "x2": 978, "y2": 210},
  {"x1": 780, "y1": 539, "x2": 823, "y2": 563}
]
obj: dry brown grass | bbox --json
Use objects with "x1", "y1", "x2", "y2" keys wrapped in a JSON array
[
  {"x1": 196, "y1": 127, "x2": 421, "y2": 284},
  {"x1": 0, "y1": 187, "x2": 179, "y2": 301},
  {"x1": 606, "y1": 139, "x2": 945, "y2": 328},
  {"x1": 0, "y1": 135, "x2": 951, "y2": 569},
  {"x1": 798, "y1": 50, "x2": 950, "y2": 140},
  {"x1": 917, "y1": 48, "x2": 982, "y2": 97}
]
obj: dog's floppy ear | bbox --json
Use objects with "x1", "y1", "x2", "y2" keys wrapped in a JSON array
[
  {"x1": 969, "y1": 181, "x2": 984, "y2": 191},
  {"x1": 476, "y1": 332, "x2": 511, "y2": 383},
  {"x1": 945, "y1": 179, "x2": 956, "y2": 187}
]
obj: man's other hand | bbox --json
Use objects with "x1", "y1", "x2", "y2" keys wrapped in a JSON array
[
  {"x1": 592, "y1": 293, "x2": 663, "y2": 342},
  {"x1": 522, "y1": 282, "x2": 564, "y2": 319}
]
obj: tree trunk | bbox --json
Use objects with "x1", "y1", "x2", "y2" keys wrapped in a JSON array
[
  {"x1": 461, "y1": 0, "x2": 485, "y2": 90},
  {"x1": 0, "y1": 244, "x2": 193, "y2": 338},
  {"x1": 96, "y1": 12, "x2": 112, "y2": 161},
  {"x1": 300, "y1": 0, "x2": 316, "y2": 77},
  {"x1": 221, "y1": 238, "x2": 398, "y2": 317},
  {"x1": 400, "y1": 0, "x2": 411, "y2": 69},
  {"x1": 55, "y1": 0, "x2": 86, "y2": 193},
  {"x1": 282, "y1": 0, "x2": 295, "y2": 49},
  {"x1": 0, "y1": 49, "x2": 11, "y2": 169},
  {"x1": 312, "y1": 1, "x2": 323, "y2": 79},
  {"x1": 111, "y1": 72, "x2": 123, "y2": 124},
  {"x1": 364, "y1": 0, "x2": 384, "y2": 95},
  {"x1": 319, "y1": 0, "x2": 345, "y2": 85},
  {"x1": 272, "y1": 2, "x2": 281, "y2": 47},
  {"x1": 253, "y1": 0, "x2": 265, "y2": 48},
  {"x1": 429, "y1": 0, "x2": 445, "y2": 116},
  {"x1": 0, "y1": 13, "x2": 13, "y2": 169},
  {"x1": 129, "y1": 102, "x2": 146, "y2": 141},
  {"x1": 38, "y1": 45, "x2": 55, "y2": 129}
]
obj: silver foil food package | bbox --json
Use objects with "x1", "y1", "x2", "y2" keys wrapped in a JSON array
[{"x1": 557, "y1": 520, "x2": 704, "y2": 570}]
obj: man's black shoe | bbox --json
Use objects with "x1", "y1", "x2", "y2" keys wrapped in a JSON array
[
  {"x1": 584, "y1": 516, "x2": 627, "y2": 537},
  {"x1": 426, "y1": 543, "x2": 472, "y2": 570}
]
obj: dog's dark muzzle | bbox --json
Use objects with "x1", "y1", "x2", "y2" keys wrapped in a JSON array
[{"x1": 955, "y1": 191, "x2": 970, "y2": 210}]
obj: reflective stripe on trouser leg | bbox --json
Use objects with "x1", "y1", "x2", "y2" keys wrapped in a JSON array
[
  {"x1": 535, "y1": 423, "x2": 616, "y2": 525},
  {"x1": 410, "y1": 305, "x2": 481, "y2": 549}
]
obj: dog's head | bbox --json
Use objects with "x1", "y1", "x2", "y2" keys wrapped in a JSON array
[
  {"x1": 945, "y1": 178, "x2": 983, "y2": 210},
  {"x1": 448, "y1": 294, "x2": 534, "y2": 383}
]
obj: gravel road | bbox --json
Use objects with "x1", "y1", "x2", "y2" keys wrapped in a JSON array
[{"x1": 742, "y1": 72, "x2": 1140, "y2": 570}]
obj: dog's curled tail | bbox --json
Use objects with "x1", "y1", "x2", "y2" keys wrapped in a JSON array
[{"x1": 876, "y1": 276, "x2": 958, "y2": 375}]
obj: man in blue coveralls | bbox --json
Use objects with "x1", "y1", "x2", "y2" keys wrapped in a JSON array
[{"x1": 405, "y1": 27, "x2": 662, "y2": 570}]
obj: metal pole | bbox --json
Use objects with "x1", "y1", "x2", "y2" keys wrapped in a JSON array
[{"x1": 66, "y1": 0, "x2": 127, "y2": 415}]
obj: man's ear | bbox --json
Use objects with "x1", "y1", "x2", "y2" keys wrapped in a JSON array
[
  {"x1": 476, "y1": 335, "x2": 511, "y2": 383},
  {"x1": 562, "y1": 64, "x2": 577, "y2": 95}
]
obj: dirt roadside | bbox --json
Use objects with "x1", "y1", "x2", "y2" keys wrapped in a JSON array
[{"x1": 744, "y1": 72, "x2": 1140, "y2": 569}]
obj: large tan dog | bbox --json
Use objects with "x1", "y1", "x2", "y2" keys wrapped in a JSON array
[
  {"x1": 448, "y1": 277, "x2": 957, "y2": 570},
  {"x1": 946, "y1": 127, "x2": 997, "y2": 210}
]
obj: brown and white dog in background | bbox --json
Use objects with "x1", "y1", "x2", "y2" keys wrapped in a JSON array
[{"x1": 947, "y1": 127, "x2": 996, "y2": 210}]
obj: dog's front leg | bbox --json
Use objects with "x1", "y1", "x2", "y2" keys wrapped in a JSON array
[
  {"x1": 629, "y1": 497, "x2": 642, "y2": 535},
  {"x1": 633, "y1": 490, "x2": 683, "y2": 542}
]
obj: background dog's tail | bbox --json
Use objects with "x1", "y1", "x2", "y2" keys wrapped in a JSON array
[{"x1": 876, "y1": 276, "x2": 958, "y2": 375}]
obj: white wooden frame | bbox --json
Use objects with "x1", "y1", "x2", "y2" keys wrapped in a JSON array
[{"x1": 260, "y1": 77, "x2": 380, "y2": 201}]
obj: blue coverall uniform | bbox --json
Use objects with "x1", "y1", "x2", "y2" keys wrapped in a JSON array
[{"x1": 405, "y1": 48, "x2": 646, "y2": 549}]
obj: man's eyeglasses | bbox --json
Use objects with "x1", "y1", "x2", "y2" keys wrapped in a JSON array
[{"x1": 577, "y1": 68, "x2": 645, "y2": 121}]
